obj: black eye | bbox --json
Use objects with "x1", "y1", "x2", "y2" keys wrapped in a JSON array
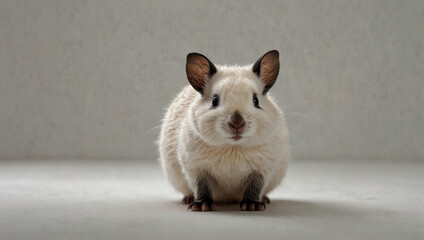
[
  {"x1": 253, "y1": 94, "x2": 260, "y2": 108},
  {"x1": 211, "y1": 95, "x2": 219, "y2": 108}
]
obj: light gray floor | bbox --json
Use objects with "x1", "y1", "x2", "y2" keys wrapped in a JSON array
[{"x1": 1, "y1": 159, "x2": 423, "y2": 240}]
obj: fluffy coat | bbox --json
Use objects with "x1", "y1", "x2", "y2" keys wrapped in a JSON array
[{"x1": 159, "y1": 51, "x2": 290, "y2": 208}]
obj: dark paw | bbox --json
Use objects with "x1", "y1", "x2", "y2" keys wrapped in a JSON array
[
  {"x1": 240, "y1": 199, "x2": 266, "y2": 211},
  {"x1": 187, "y1": 200, "x2": 216, "y2": 212},
  {"x1": 182, "y1": 195, "x2": 194, "y2": 204},
  {"x1": 262, "y1": 195, "x2": 270, "y2": 204}
]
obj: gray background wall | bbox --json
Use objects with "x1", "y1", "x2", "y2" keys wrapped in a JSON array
[{"x1": 0, "y1": 0, "x2": 423, "y2": 161}]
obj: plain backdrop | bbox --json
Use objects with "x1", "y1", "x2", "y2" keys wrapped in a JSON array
[{"x1": 0, "y1": 0, "x2": 423, "y2": 161}]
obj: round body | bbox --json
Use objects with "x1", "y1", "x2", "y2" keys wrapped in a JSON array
[{"x1": 159, "y1": 64, "x2": 290, "y2": 203}]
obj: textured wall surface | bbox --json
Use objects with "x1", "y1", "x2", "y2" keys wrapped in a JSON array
[{"x1": 0, "y1": 0, "x2": 423, "y2": 160}]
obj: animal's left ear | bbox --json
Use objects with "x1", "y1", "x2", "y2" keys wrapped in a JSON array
[{"x1": 252, "y1": 50, "x2": 280, "y2": 94}]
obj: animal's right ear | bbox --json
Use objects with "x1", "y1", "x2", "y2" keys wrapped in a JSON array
[{"x1": 186, "y1": 53, "x2": 217, "y2": 94}]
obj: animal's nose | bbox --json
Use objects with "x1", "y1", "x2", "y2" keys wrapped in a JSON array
[
  {"x1": 228, "y1": 111, "x2": 246, "y2": 130},
  {"x1": 228, "y1": 121, "x2": 246, "y2": 129},
  {"x1": 229, "y1": 121, "x2": 245, "y2": 130}
]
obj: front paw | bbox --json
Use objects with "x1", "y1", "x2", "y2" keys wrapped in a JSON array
[
  {"x1": 187, "y1": 200, "x2": 216, "y2": 212},
  {"x1": 182, "y1": 195, "x2": 194, "y2": 204},
  {"x1": 240, "y1": 199, "x2": 266, "y2": 211}
]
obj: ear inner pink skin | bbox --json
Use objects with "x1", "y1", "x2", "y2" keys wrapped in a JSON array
[
  {"x1": 252, "y1": 50, "x2": 280, "y2": 94},
  {"x1": 186, "y1": 53, "x2": 217, "y2": 94}
]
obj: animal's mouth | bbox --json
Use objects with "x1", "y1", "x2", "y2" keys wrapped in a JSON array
[
  {"x1": 231, "y1": 135, "x2": 242, "y2": 140},
  {"x1": 229, "y1": 128, "x2": 245, "y2": 141}
]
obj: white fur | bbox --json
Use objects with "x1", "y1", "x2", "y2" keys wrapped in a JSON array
[{"x1": 159, "y1": 64, "x2": 290, "y2": 203}]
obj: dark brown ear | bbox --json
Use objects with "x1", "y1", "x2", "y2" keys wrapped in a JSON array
[
  {"x1": 186, "y1": 53, "x2": 217, "y2": 94},
  {"x1": 252, "y1": 50, "x2": 280, "y2": 94}
]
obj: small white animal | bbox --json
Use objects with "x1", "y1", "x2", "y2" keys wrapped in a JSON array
[{"x1": 159, "y1": 50, "x2": 290, "y2": 211}]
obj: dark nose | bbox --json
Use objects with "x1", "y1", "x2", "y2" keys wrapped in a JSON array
[{"x1": 228, "y1": 111, "x2": 246, "y2": 130}]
